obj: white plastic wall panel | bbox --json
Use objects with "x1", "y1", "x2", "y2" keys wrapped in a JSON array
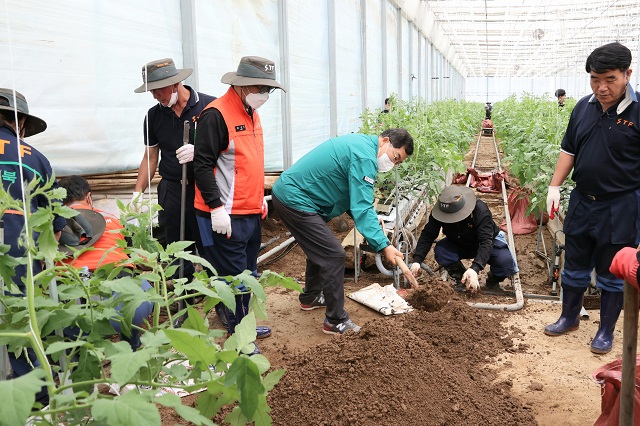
[
  {"x1": 401, "y1": 18, "x2": 411, "y2": 100},
  {"x1": 409, "y1": 25, "x2": 419, "y2": 99},
  {"x1": 0, "y1": 0, "x2": 182, "y2": 175},
  {"x1": 365, "y1": 0, "x2": 384, "y2": 111},
  {"x1": 194, "y1": 0, "x2": 284, "y2": 171},
  {"x1": 287, "y1": 0, "x2": 330, "y2": 163},
  {"x1": 385, "y1": 4, "x2": 399, "y2": 98},
  {"x1": 334, "y1": 0, "x2": 363, "y2": 135}
]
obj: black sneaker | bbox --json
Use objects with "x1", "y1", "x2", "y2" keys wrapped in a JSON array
[
  {"x1": 322, "y1": 318, "x2": 361, "y2": 335},
  {"x1": 300, "y1": 292, "x2": 326, "y2": 311}
]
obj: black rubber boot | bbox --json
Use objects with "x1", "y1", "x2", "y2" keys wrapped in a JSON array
[
  {"x1": 444, "y1": 261, "x2": 466, "y2": 285},
  {"x1": 590, "y1": 290, "x2": 624, "y2": 354},
  {"x1": 544, "y1": 286, "x2": 585, "y2": 336},
  {"x1": 217, "y1": 295, "x2": 271, "y2": 339},
  {"x1": 485, "y1": 271, "x2": 502, "y2": 289}
]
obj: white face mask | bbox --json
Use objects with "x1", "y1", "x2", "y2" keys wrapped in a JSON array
[
  {"x1": 245, "y1": 92, "x2": 269, "y2": 110},
  {"x1": 377, "y1": 143, "x2": 395, "y2": 173},
  {"x1": 160, "y1": 90, "x2": 178, "y2": 108}
]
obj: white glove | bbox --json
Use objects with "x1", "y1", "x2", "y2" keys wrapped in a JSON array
[
  {"x1": 131, "y1": 191, "x2": 143, "y2": 212},
  {"x1": 176, "y1": 144, "x2": 194, "y2": 164},
  {"x1": 210, "y1": 207, "x2": 232, "y2": 237},
  {"x1": 410, "y1": 262, "x2": 421, "y2": 276},
  {"x1": 462, "y1": 269, "x2": 480, "y2": 293},
  {"x1": 546, "y1": 186, "x2": 560, "y2": 217},
  {"x1": 261, "y1": 197, "x2": 268, "y2": 219}
]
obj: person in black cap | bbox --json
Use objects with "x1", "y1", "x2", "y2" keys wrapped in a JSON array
[
  {"x1": 409, "y1": 185, "x2": 518, "y2": 292},
  {"x1": 193, "y1": 56, "x2": 286, "y2": 354},
  {"x1": 132, "y1": 58, "x2": 215, "y2": 282}
]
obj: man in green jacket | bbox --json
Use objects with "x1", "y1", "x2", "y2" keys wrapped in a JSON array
[{"x1": 272, "y1": 128, "x2": 413, "y2": 334}]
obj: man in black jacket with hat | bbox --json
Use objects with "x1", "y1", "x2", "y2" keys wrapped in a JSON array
[
  {"x1": 132, "y1": 58, "x2": 215, "y2": 279},
  {"x1": 410, "y1": 185, "x2": 518, "y2": 292}
]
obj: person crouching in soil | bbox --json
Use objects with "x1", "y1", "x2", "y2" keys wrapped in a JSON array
[{"x1": 410, "y1": 185, "x2": 518, "y2": 292}]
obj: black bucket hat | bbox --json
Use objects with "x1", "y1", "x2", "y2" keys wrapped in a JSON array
[
  {"x1": 0, "y1": 88, "x2": 47, "y2": 137},
  {"x1": 431, "y1": 186, "x2": 477, "y2": 223},
  {"x1": 134, "y1": 58, "x2": 193, "y2": 93},
  {"x1": 221, "y1": 56, "x2": 286, "y2": 92},
  {"x1": 58, "y1": 209, "x2": 107, "y2": 256}
]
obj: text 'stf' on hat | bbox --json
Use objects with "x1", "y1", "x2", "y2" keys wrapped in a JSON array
[
  {"x1": 58, "y1": 209, "x2": 107, "y2": 256},
  {"x1": 0, "y1": 88, "x2": 47, "y2": 137},
  {"x1": 221, "y1": 56, "x2": 286, "y2": 92},
  {"x1": 134, "y1": 58, "x2": 193, "y2": 93},
  {"x1": 431, "y1": 186, "x2": 477, "y2": 224}
]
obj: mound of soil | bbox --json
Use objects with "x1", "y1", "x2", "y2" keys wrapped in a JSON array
[{"x1": 267, "y1": 279, "x2": 536, "y2": 426}]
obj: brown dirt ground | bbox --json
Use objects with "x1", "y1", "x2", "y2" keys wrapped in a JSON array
[{"x1": 159, "y1": 132, "x2": 623, "y2": 425}]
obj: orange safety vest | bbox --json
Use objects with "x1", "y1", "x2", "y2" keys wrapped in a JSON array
[
  {"x1": 194, "y1": 87, "x2": 264, "y2": 215},
  {"x1": 63, "y1": 206, "x2": 131, "y2": 271}
]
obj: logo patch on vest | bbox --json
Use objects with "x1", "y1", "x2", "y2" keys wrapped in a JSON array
[
  {"x1": 363, "y1": 176, "x2": 375, "y2": 185},
  {"x1": 235, "y1": 125, "x2": 246, "y2": 132}
]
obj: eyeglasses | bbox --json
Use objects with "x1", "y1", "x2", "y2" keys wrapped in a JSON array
[
  {"x1": 258, "y1": 86, "x2": 277, "y2": 94},
  {"x1": 391, "y1": 148, "x2": 403, "y2": 164}
]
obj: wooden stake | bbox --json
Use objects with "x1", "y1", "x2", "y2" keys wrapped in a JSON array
[{"x1": 619, "y1": 280, "x2": 639, "y2": 426}]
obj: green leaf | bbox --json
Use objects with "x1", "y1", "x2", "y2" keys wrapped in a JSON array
[
  {"x1": 0, "y1": 369, "x2": 48, "y2": 426},
  {"x1": 182, "y1": 306, "x2": 209, "y2": 334},
  {"x1": 183, "y1": 252, "x2": 216, "y2": 274},
  {"x1": 164, "y1": 329, "x2": 218, "y2": 369},
  {"x1": 225, "y1": 356, "x2": 264, "y2": 420},
  {"x1": 92, "y1": 391, "x2": 161, "y2": 426},
  {"x1": 45, "y1": 340, "x2": 86, "y2": 355},
  {"x1": 246, "y1": 354, "x2": 270, "y2": 374},
  {"x1": 262, "y1": 369, "x2": 286, "y2": 391},
  {"x1": 70, "y1": 347, "x2": 102, "y2": 389},
  {"x1": 165, "y1": 240, "x2": 196, "y2": 254},
  {"x1": 223, "y1": 312, "x2": 257, "y2": 353},
  {"x1": 224, "y1": 406, "x2": 248, "y2": 426},
  {"x1": 212, "y1": 280, "x2": 236, "y2": 311},
  {"x1": 155, "y1": 393, "x2": 215, "y2": 426},
  {"x1": 252, "y1": 394, "x2": 274, "y2": 426},
  {"x1": 108, "y1": 348, "x2": 153, "y2": 385}
]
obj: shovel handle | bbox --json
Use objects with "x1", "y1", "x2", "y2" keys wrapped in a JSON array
[{"x1": 396, "y1": 257, "x2": 419, "y2": 289}]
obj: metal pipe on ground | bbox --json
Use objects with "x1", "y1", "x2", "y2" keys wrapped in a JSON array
[
  {"x1": 467, "y1": 126, "x2": 524, "y2": 311},
  {"x1": 257, "y1": 236, "x2": 296, "y2": 265}
]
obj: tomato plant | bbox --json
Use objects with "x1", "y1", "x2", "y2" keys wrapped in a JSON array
[
  {"x1": 359, "y1": 95, "x2": 481, "y2": 203},
  {"x1": 0, "y1": 180, "x2": 300, "y2": 426},
  {"x1": 493, "y1": 93, "x2": 576, "y2": 215}
]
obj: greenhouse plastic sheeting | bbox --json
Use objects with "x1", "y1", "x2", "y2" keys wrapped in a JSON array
[{"x1": 0, "y1": 0, "x2": 463, "y2": 176}]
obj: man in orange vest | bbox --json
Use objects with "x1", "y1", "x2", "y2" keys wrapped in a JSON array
[
  {"x1": 193, "y1": 56, "x2": 285, "y2": 354},
  {"x1": 58, "y1": 175, "x2": 154, "y2": 351}
]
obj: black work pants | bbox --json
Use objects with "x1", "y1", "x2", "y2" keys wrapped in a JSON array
[{"x1": 272, "y1": 194, "x2": 348, "y2": 323}]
